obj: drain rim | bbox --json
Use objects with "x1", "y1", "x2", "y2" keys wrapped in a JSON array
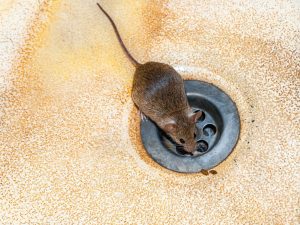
[{"x1": 140, "y1": 80, "x2": 240, "y2": 173}]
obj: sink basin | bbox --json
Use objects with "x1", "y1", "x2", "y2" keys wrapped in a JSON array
[{"x1": 0, "y1": 0, "x2": 299, "y2": 224}]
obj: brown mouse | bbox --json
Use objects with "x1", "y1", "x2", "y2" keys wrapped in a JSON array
[{"x1": 96, "y1": 2, "x2": 202, "y2": 154}]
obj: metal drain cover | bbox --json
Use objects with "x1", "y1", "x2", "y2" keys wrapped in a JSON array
[{"x1": 140, "y1": 80, "x2": 240, "y2": 173}]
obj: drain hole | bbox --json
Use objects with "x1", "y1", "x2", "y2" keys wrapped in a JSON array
[
  {"x1": 197, "y1": 140, "x2": 209, "y2": 152},
  {"x1": 195, "y1": 110, "x2": 205, "y2": 122},
  {"x1": 203, "y1": 124, "x2": 217, "y2": 136}
]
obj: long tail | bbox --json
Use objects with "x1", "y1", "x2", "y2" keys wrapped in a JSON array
[{"x1": 96, "y1": 3, "x2": 140, "y2": 67}]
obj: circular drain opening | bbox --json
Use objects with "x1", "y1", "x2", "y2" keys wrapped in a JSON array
[
  {"x1": 203, "y1": 124, "x2": 217, "y2": 136},
  {"x1": 197, "y1": 140, "x2": 209, "y2": 153},
  {"x1": 140, "y1": 80, "x2": 240, "y2": 173}
]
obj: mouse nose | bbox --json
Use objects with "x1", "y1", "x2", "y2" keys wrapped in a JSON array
[{"x1": 185, "y1": 143, "x2": 197, "y2": 154}]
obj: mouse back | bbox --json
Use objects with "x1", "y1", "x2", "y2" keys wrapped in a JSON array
[{"x1": 132, "y1": 62, "x2": 189, "y2": 120}]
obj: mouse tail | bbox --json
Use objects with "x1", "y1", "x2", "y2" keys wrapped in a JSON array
[{"x1": 96, "y1": 3, "x2": 140, "y2": 67}]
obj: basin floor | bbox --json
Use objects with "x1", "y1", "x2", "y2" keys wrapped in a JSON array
[{"x1": 0, "y1": 0, "x2": 299, "y2": 224}]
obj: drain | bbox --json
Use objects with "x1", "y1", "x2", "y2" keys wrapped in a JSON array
[
  {"x1": 140, "y1": 80, "x2": 240, "y2": 173},
  {"x1": 197, "y1": 140, "x2": 209, "y2": 153}
]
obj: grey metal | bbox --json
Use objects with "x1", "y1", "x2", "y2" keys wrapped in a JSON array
[{"x1": 140, "y1": 80, "x2": 240, "y2": 173}]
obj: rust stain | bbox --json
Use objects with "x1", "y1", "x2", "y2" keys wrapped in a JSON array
[
  {"x1": 1, "y1": 0, "x2": 61, "y2": 175},
  {"x1": 141, "y1": 0, "x2": 170, "y2": 43}
]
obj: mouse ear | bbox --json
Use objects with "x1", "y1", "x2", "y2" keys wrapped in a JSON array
[
  {"x1": 189, "y1": 110, "x2": 203, "y2": 123},
  {"x1": 162, "y1": 121, "x2": 177, "y2": 133}
]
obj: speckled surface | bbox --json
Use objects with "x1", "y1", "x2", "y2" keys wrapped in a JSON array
[{"x1": 0, "y1": 0, "x2": 299, "y2": 224}]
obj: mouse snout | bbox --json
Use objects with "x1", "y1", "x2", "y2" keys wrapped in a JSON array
[{"x1": 184, "y1": 141, "x2": 197, "y2": 154}]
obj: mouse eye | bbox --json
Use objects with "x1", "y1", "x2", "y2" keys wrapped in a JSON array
[
  {"x1": 180, "y1": 138, "x2": 185, "y2": 144},
  {"x1": 194, "y1": 133, "x2": 196, "y2": 138}
]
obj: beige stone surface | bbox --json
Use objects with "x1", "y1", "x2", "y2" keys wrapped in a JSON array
[{"x1": 0, "y1": 0, "x2": 299, "y2": 224}]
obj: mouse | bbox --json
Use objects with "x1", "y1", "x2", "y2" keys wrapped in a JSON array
[{"x1": 96, "y1": 2, "x2": 203, "y2": 154}]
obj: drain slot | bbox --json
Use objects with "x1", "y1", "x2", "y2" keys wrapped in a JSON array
[
  {"x1": 140, "y1": 80, "x2": 240, "y2": 173},
  {"x1": 196, "y1": 140, "x2": 209, "y2": 153},
  {"x1": 203, "y1": 124, "x2": 217, "y2": 136}
]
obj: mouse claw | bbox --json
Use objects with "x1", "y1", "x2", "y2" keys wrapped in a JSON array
[{"x1": 139, "y1": 111, "x2": 148, "y2": 121}]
